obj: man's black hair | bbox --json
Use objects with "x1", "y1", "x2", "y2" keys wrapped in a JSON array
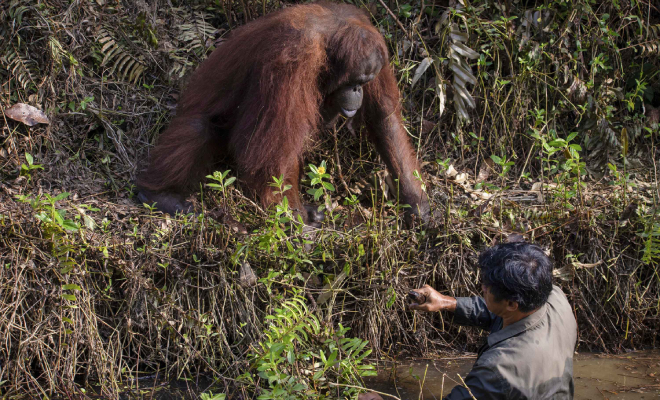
[{"x1": 478, "y1": 242, "x2": 553, "y2": 312}]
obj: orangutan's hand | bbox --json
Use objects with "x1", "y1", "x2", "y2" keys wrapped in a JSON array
[{"x1": 408, "y1": 284, "x2": 457, "y2": 312}]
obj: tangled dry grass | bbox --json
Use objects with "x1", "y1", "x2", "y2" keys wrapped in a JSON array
[{"x1": 1, "y1": 0, "x2": 660, "y2": 398}]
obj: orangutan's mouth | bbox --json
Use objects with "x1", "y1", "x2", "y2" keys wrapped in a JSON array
[{"x1": 341, "y1": 108, "x2": 358, "y2": 118}]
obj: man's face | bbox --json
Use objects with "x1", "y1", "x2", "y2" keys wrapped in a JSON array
[{"x1": 482, "y1": 284, "x2": 517, "y2": 317}]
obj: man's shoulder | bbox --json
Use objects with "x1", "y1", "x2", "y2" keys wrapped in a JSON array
[
  {"x1": 548, "y1": 285, "x2": 576, "y2": 325},
  {"x1": 550, "y1": 284, "x2": 569, "y2": 301}
]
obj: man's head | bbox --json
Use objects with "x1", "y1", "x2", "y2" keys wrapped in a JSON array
[{"x1": 479, "y1": 242, "x2": 553, "y2": 317}]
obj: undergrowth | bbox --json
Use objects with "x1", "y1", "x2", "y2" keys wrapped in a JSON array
[{"x1": 1, "y1": 0, "x2": 659, "y2": 398}]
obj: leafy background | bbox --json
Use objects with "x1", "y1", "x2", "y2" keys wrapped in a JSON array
[{"x1": 1, "y1": 0, "x2": 659, "y2": 397}]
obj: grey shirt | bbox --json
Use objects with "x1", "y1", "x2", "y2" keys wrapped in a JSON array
[{"x1": 444, "y1": 285, "x2": 577, "y2": 400}]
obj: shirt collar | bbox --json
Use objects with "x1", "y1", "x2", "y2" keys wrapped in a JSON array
[{"x1": 487, "y1": 303, "x2": 548, "y2": 347}]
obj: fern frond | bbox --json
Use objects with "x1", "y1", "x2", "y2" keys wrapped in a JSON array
[
  {"x1": 177, "y1": 12, "x2": 217, "y2": 56},
  {"x1": 437, "y1": 6, "x2": 479, "y2": 122},
  {"x1": 640, "y1": 24, "x2": 660, "y2": 55},
  {"x1": 96, "y1": 26, "x2": 147, "y2": 83},
  {"x1": 2, "y1": 47, "x2": 39, "y2": 90},
  {"x1": 640, "y1": 220, "x2": 660, "y2": 265},
  {"x1": 167, "y1": 8, "x2": 218, "y2": 78},
  {"x1": 6, "y1": 3, "x2": 31, "y2": 26},
  {"x1": 597, "y1": 117, "x2": 620, "y2": 148}
]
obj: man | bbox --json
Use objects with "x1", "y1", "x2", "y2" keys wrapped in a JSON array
[{"x1": 359, "y1": 242, "x2": 577, "y2": 400}]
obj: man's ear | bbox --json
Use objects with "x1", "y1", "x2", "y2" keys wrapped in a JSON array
[{"x1": 506, "y1": 300, "x2": 519, "y2": 312}]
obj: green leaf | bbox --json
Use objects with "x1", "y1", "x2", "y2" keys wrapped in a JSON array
[
  {"x1": 35, "y1": 212, "x2": 49, "y2": 222},
  {"x1": 54, "y1": 211, "x2": 65, "y2": 225},
  {"x1": 53, "y1": 192, "x2": 70, "y2": 202},
  {"x1": 62, "y1": 220, "x2": 80, "y2": 231},
  {"x1": 490, "y1": 155, "x2": 502, "y2": 164},
  {"x1": 270, "y1": 343, "x2": 286, "y2": 357},
  {"x1": 60, "y1": 265, "x2": 74, "y2": 274},
  {"x1": 25, "y1": 152, "x2": 34, "y2": 165},
  {"x1": 61, "y1": 294, "x2": 77, "y2": 301},
  {"x1": 548, "y1": 139, "x2": 566, "y2": 148},
  {"x1": 386, "y1": 288, "x2": 396, "y2": 308},
  {"x1": 62, "y1": 284, "x2": 82, "y2": 291},
  {"x1": 326, "y1": 350, "x2": 338, "y2": 367}
]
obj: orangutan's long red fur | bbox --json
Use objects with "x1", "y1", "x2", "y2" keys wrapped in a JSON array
[{"x1": 138, "y1": 2, "x2": 428, "y2": 221}]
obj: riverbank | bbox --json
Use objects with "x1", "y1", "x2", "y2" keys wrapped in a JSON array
[
  {"x1": 364, "y1": 351, "x2": 660, "y2": 399},
  {"x1": 73, "y1": 351, "x2": 660, "y2": 399}
]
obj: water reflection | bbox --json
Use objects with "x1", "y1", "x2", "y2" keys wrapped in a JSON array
[
  {"x1": 363, "y1": 351, "x2": 660, "y2": 399},
  {"x1": 85, "y1": 351, "x2": 660, "y2": 399},
  {"x1": 87, "y1": 375, "x2": 217, "y2": 400}
]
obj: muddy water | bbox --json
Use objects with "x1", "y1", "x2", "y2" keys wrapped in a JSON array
[
  {"x1": 88, "y1": 351, "x2": 660, "y2": 399},
  {"x1": 364, "y1": 351, "x2": 660, "y2": 399}
]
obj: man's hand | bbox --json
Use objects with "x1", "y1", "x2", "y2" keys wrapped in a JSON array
[
  {"x1": 408, "y1": 284, "x2": 457, "y2": 312},
  {"x1": 358, "y1": 392, "x2": 384, "y2": 400}
]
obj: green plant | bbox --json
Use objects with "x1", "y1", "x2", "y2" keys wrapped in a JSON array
[
  {"x1": 141, "y1": 201, "x2": 161, "y2": 214},
  {"x1": 270, "y1": 174, "x2": 293, "y2": 199},
  {"x1": 14, "y1": 192, "x2": 84, "y2": 275},
  {"x1": 200, "y1": 392, "x2": 226, "y2": 400},
  {"x1": 71, "y1": 96, "x2": 94, "y2": 111},
  {"x1": 531, "y1": 127, "x2": 587, "y2": 209},
  {"x1": 207, "y1": 169, "x2": 237, "y2": 199},
  {"x1": 246, "y1": 293, "x2": 375, "y2": 399},
  {"x1": 306, "y1": 161, "x2": 335, "y2": 202},
  {"x1": 639, "y1": 214, "x2": 660, "y2": 266},
  {"x1": 624, "y1": 79, "x2": 648, "y2": 112},
  {"x1": 16, "y1": 192, "x2": 79, "y2": 233},
  {"x1": 254, "y1": 175, "x2": 302, "y2": 253},
  {"x1": 490, "y1": 154, "x2": 515, "y2": 179},
  {"x1": 607, "y1": 162, "x2": 634, "y2": 202},
  {"x1": 435, "y1": 157, "x2": 451, "y2": 173},
  {"x1": 20, "y1": 152, "x2": 43, "y2": 182}
]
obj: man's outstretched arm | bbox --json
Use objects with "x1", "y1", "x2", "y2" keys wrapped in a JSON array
[{"x1": 409, "y1": 285, "x2": 497, "y2": 330}]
